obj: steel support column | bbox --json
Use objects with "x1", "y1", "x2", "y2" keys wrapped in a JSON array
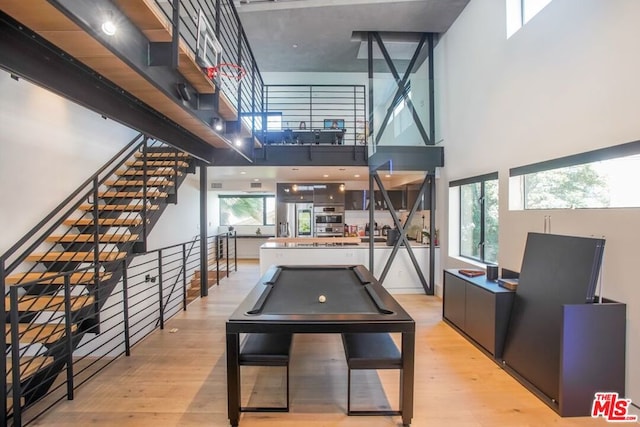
[
  {"x1": 368, "y1": 173, "x2": 375, "y2": 272},
  {"x1": 428, "y1": 173, "x2": 436, "y2": 295},
  {"x1": 199, "y1": 165, "x2": 209, "y2": 297}
]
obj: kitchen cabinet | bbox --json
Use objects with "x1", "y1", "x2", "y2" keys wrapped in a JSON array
[
  {"x1": 405, "y1": 185, "x2": 430, "y2": 211},
  {"x1": 313, "y1": 183, "x2": 345, "y2": 205},
  {"x1": 236, "y1": 236, "x2": 270, "y2": 259},
  {"x1": 345, "y1": 190, "x2": 404, "y2": 211}
]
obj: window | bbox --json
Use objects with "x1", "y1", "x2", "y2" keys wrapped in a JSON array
[
  {"x1": 506, "y1": 0, "x2": 553, "y2": 38},
  {"x1": 450, "y1": 173, "x2": 499, "y2": 264},
  {"x1": 219, "y1": 195, "x2": 275, "y2": 226},
  {"x1": 510, "y1": 141, "x2": 640, "y2": 210}
]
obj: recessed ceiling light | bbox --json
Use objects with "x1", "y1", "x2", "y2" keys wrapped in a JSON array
[
  {"x1": 292, "y1": 44, "x2": 298, "y2": 48},
  {"x1": 240, "y1": 171, "x2": 246, "y2": 175},
  {"x1": 354, "y1": 174, "x2": 360, "y2": 178},
  {"x1": 253, "y1": 178, "x2": 259, "y2": 182},
  {"x1": 323, "y1": 174, "x2": 329, "y2": 178},
  {"x1": 235, "y1": 138, "x2": 243, "y2": 147},
  {"x1": 101, "y1": 19, "x2": 117, "y2": 36},
  {"x1": 385, "y1": 174, "x2": 391, "y2": 178}
]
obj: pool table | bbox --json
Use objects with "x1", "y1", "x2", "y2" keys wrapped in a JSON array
[{"x1": 226, "y1": 265, "x2": 416, "y2": 426}]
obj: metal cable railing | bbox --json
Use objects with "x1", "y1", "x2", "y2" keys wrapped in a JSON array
[
  {"x1": 4, "y1": 232, "x2": 236, "y2": 426},
  {"x1": 1, "y1": 133, "x2": 201, "y2": 426},
  {"x1": 263, "y1": 85, "x2": 368, "y2": 146}
]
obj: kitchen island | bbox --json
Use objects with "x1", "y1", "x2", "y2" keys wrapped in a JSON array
[{"x1": 260, "y1": 239, "x2": 439, "y2": 294}]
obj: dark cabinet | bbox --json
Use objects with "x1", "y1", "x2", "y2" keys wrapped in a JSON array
[
  {"x1": 345, "y1": 190, "x2": 404, "y2": 211},
  {"x1": 276, "y1": 183, "x2": 313, "y2": 202},
  {"x1": 314, "y1": 183, "x2": 345, "y2": 205},
  {"x1": 405, "y1": 184, "x2": 431, "y2": 211},
  {"x1": 443, "y1": 270, "x2": 514, "y2": 358},
  {"x1": 345, "y1": 190, "x2": 366, "y2": 210}
]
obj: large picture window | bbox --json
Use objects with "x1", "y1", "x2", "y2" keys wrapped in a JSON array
[
  {"x1": 450, "y1": 173, "x2": 499, "y2": 264},
  {"x1": 510, "y1": 141, "x2": 640, "y2": 210},
  {"x1": 219, "y1": 195, "x2": 275, "y2": 226}
]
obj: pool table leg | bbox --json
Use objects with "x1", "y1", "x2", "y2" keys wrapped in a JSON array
[
  {"x1": 227, "y1": 332, "x2": 240, "y2": 426},
  {"x1": 401, "y1": 331, "x2": 415, "y2": 426}
]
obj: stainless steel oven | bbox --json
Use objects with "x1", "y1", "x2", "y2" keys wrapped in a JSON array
[{"x1": 314, "y1": 206, "x2": 344, "y2": 236}]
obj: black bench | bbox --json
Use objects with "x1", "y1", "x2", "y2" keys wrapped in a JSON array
[
  {"x1": 239, "y1": 333, "x2": 293, "y2": 412},
  {"x1": 341, "y1": 332, "x2": 402, "y2": 416}
]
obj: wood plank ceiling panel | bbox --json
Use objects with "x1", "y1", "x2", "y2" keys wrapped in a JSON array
[{"x1": 2, "y1": 0, "x2": 231, "y2": 149}]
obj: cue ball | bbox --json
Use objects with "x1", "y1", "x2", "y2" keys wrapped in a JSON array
[{"x1": 318, "y1": 295, "x2": 326, "y2": 303}]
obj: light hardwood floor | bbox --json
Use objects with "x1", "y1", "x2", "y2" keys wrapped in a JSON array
[{"x1": 30, "y1": 261, "x2": 609, "y2": 426}]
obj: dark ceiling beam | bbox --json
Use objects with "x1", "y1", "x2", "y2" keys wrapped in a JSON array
[
  {"x1": 210, "y1": 146, "x2": 369, "y2": 167},
  {"x1": 0, "y1": 11, "x2": 214, "y2": 162}
]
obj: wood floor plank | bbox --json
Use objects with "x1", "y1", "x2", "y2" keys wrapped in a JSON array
[{"x1": 25, "y1": 261, "x2": 609, "y2": 427}]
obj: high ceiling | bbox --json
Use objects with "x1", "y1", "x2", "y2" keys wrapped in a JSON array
[
  {"x1": 227, "y1": 0, "x2": 466, "y2": 186},
  {"x1": 234, "y1": 0, "x2": 470, "y2": 73}
]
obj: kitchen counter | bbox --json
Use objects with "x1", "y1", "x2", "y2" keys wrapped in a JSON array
[
  {"x1": 261, "y1": 241, "x2": 430, "y2": 249},
  {"x1": 260, "y1": 241, "x2": 439, "y2": 293}
]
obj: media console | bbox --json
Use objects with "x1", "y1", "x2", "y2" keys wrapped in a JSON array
[
  {"x1": 443, "y1": 267, "x2": 626, "y2": 417},
  {"x1": 443, "y1": 269, "x2": 514, "y2": 359}
]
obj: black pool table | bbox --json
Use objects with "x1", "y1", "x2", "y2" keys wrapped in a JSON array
[{"x1": 226, "y1": 265, "x2": 416, "y2": 426}]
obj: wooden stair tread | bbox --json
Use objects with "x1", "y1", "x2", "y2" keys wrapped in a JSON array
[
  {"x1": 126, "y1": 160, "x2": 189, "y2": 168},
  {"x1": 25, "y1": 251, "x2": 127, "y2": 262},
  {"x1": 105, "y1": 178, "x2": 174, "y2": 187},
  {"x1": 6, "y1": 323, "x2": 79, "y2": 344},
  {"x1": 78, "y1": 204, "x2": 159, "y2": 212},
  {"x1": 134, "y1": 151, "x2": 189, "y2": 159},
  {"x1": 5, "y1": 271, "x2": 112, "y2": 285},
  {"x1": 98, "y1": 189, "x2": 168, "y2": 197},
  {"x1": 63, "y1": 218, "x2": 143, "y2": 227},
  {"x1": 6, "y1": 295, "x2": 95, "y2": 312},
  {"x1": 46, "y1": 234, "x2": 139, "y2": 243},
  {"x1": 6, "y1": 356, "x2": 55, "y2": 384},
  {"x1": 117, "y1": 169, "x2": 182, "y2": 177}
]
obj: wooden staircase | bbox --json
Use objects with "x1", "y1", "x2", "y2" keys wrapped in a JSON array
[
  {"x1": 3, "y1": 144, "x2": 193, "y2": 423},
  {"x1": 185, "y1": 268, "x2": 230, "y2": 304}
]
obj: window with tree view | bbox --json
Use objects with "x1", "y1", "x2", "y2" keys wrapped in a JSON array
[
  {"x1": 454, "y1": 174, "x2": 499, "y2": 264},
  {"x1": 510, "y1": 142, "x2": 640, "y2": 210},
  {"x1": 219, "y1": 195, "x2": 275, "y2": 226}
]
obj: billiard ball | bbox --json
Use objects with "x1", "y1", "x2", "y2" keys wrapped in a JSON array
[{"x1": 318, "y1": 295, "x2": 326, "y2": 303}]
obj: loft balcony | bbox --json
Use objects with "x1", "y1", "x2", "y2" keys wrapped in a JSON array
[{"x1": 1, "y1": 1, "x2": 444, "y2": 171}]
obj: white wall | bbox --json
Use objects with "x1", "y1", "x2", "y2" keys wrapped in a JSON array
[
  {"x1": 0, "y1": 71, "x2": 138, "y2": 254},
  {"x1": 436, "y1": 0, "x2": 640, "y2": 406},
  {"x1": 0, "y1": 69, "x2": 207, "y2": 256},
  {"x1": 145, "y1": 171, "x2": 202, "y2": 250}
]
